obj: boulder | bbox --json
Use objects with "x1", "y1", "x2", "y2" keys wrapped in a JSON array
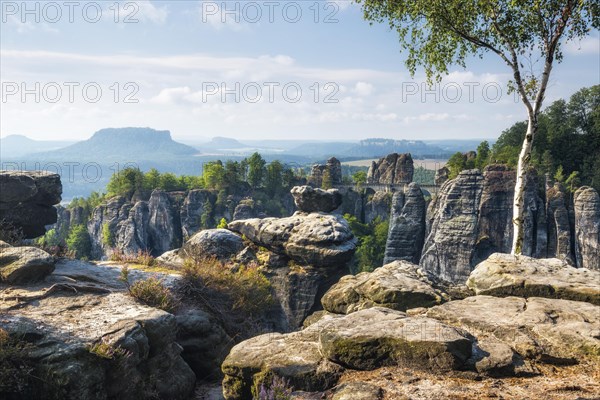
[
  {"x1": 232, "y1": 198, "x2": 257, "y2": 220},
  {"x1": 466, "y1": 253, "x2": 600, "y2": 305},
  {"x1": 318, "y1": 307, "x2": 472, "y2": 371},
  {"x1": 0, "y1": 245, "x2": 54, "y2": 284},
  {"x1": 0, "y1": 170, "x2": 62, "y2": 238},
  {"x1": 573, "y1": 186, "x2": 600, "y2": 270},
  {"x1": 427, "y1": 295, "x2": 600, "y2": 362},
  {"x1": 228, "y1": 213, "x2": 356, "y2": 268},
  {"x1": 291, "y1": 186, "x2": 342, "y2": 213},
  {"x1": 182, "y1": 229, "x2": 244, "y2": 261},
  {"x1": 222, "y1": 318, "x2": 345, "y2": 400},
  {"x1": 383, "y1": 183, "x2": 426, "y2": 264},
  {"x1": 175, "y1": 309, "x2": 233, "y2": 380},
  {"x1": 0, "y1": 260, "x2": 196, "y2": 399},
  {"x1": 321, "y1": 261, "x2": 447, "y2": 314},
  {"x1": 155, "y1": 248, "x2": 184, "y2": 268}
]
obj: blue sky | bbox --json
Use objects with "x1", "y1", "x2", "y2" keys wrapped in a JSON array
[{"x1": 1, "y1": 0, "x2": 599, "y2": 142}]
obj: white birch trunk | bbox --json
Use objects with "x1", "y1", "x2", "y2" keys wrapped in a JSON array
[{"x1": 511, "y1": 112, "x2": 537, "y2": 254}]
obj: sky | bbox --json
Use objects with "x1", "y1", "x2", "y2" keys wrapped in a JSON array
[{"x1": 1, "y1": 0, "x2": 599, "y2": 142}]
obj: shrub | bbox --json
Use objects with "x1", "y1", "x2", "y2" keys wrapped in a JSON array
[
  {"x1": 110, "y1": 248, "x2": 155, "y2": 266},
  {"x1": 179, "y1": 257, "x2": 273, "y2": 337},
  {"x1": 101, "y1": 223, "x2": 114, "y2": 247},
  {"x1": 88, "y1": 339, "x2": 131, "y2": 360},
  {"x1": 65, "y1": 224, "x2": 91, "y2": 259},
  {"x1": 119, "y1": 265, "x2": 179, "y2": 313},
  {"x1": 217, "y1": 218, "x2": 228, "y2": 229}
]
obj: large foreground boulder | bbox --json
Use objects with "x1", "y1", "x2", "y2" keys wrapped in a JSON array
[
  {"x1": 0, "y1": 170, "x2": 62, "y2": 238},
  {"x1": 321, "y1": 260, "x2": 447, "y2": 314},
  {"x1": 228, "y1": 212, "x2": 356, "y2": 268},
  {"x1": 222, "y1": 313, "x2": 345, "y2": 400},
  {"x1": 0, "y1": 243, "x2": 54, "y2": 284},
  {"x1": 1, "y1": 260, "x2": 196, "y2": 399},
  {"x1": 291, "y1": 186, "x2": 342, "y2": 213},
  {"x1": 318, "y1": 307, "x2": 472, "y2": 371},
  {"x1": 427, "y1": 295, "x2": 600, "y2": 362},
  {"x1": 466, "y1": 253, "x2": 600, "y2": 305},
  {"x1": 181, "y1": 228, "x2": 245, "y2": 261}
]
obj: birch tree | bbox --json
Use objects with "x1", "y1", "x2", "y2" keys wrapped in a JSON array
[{"x1": 356, "y1": 0, "x2": 598, "y2": 254}]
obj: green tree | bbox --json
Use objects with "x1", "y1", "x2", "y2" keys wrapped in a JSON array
[
  {"x1": 265, "y1": 161, "x2": 284, "y2": 196},
  {"x1": 144, "y1": 168, "x2": 161, "y2": 191},
  {"x1": 203, "y1": 161, "x2": 225, "y2": 190},
  {"x1": 101, "y1": 223, "x2": 114, "y2": 247},
  {"x1": 247, "y1": 152, "x2": 266, "y2": 189},
  {"x1": 106, "y1": 167, "x2": 144, "y2": 198},
  {"x1": 446, "y1": 152, "x2": 466, "y2": 179},
  {"x1": 475, "y1": 141, "x2": 490, "y2": 170},
  {"x1": 217, "y1": 218, "x2": 228, "y2": 229},
  {"x1": 565, "y1": 171, "x2": 581, "y2": 192},
  {"x1": 352, "y1": 170, "x2": 367, "y2": 187},
  {"x1": 357, "y1": 0, "x2": 598, "y2": 255},
  {"x1": 66, "y1": 224, "x2": 91, "y2": 259}
]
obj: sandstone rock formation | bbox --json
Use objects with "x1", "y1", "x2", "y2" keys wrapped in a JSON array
[
  {"x1": 573, "y1": 186, "x2": 600, "y2": 270},
  {"x1": 291, "y1": 185, "x2": 342, "y2": 213},
  {"x1": 366, "y1": 153, "x2": 414, "y2": 185},
  {"x1": 363, "y1": 190, "x2": 392, "y2": 224},
  {"x1": 308, "y1": 157, "x2": 342, "y2": 188},
  {"x1": 1, "y1": 260, "x2": 196, "y2": 399},
  {"x1": 318, "y1": 307, "x2": 472, "y2": 372},
  {"x1": 421, "y1": 166, "x2": 549, "y2": 284},
  {"x1": 420, "y1": 169, "x2": 484, "y2": 283},
  {"x1": 228, "y1": 212, "x2": 356, "y2": 268},
  {"x1": 383, "y1": 183, "x2": 426, "y2": 264},
  {"x1": 181, "y1": 228, "x2": 245, "y2": 261},
  {"x1": 466, "y1": 253, "x2": 600, "y2": 305},
  {"x1": 180, "y1": 189, "x2": 216, "y2": 239},
  {"x1": 0, "y1": 170, "x2": 62, "y2": 238},
  {"x1": 222, "y1": 313, "x2": 345, "y2": 400},
  {"x1": 546, "y1": 182, "x2": 574, "y2": 264},
  {"x1": 434, "y1": 166, "x2": 449, "y2": 186},
  {"x1": 321, "y1": 260, "x2": 447, "y2": 314},
  {"x1": 0, "y1": 241, "x2": 55, "y2": 284},
  {"x1": 426, "y1": 295, "x2": 600, "y2": 363}
]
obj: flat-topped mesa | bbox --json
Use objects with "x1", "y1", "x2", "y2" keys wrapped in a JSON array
[
  {"x1": 0, "y1": 170, "x2": 62, "y2": 238},
  {"x1": 291, "y1": 185, "x2": 342, "y2": 213},
  {"x1": 367, "y1": 153, "x2": 414, "y2": 185}
]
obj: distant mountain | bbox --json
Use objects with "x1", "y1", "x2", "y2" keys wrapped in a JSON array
[
  {"x1": 0, "y1": 135, "x2": 75, "y2": 159},
  {"x1": 203, "y1": 136, "x2": 246, "y2": 149},
  {"x1": 286, "y1": 142, "x2": 356, "y2": 157},
  {"x1": 342, "y1": 138, "x2": 448, "y2": 158},
  {"x1": 31, "y1": 127, "x2": 198, "y2": 160}
]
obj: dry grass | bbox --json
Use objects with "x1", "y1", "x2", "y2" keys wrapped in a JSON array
[
  {"x1": 178, "y1": 257, "x2": 274, "y2": 339},
  {"x1": 110, "y1": 248, "x2": 155, "y2": 266},
  {"x1": 119, "y1": 265, "x2": 179, "y2": 313}
]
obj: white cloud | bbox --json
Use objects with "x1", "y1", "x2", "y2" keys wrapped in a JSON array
[
  {"x1": 135, "y1": 0, "x2": 169, "y2": 24},
  {"x1": 353, "y1": 82, "x2": 374, "y2": 96},
  {"x1": 565, "y1": 35, "x2": 600, "y2": 55}
]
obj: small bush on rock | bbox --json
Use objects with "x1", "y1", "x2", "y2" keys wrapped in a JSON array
[
  {"x1": 179, "y1": 257, "x2": 274, "y2": 337},
  {"x1": 119, "y1": 266, "x2": 179, "y2": 313},
  {"x1": 110, "y1": 248, "x2": 155, "y2": 266}
]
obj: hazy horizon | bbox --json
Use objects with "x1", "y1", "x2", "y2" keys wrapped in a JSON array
[{"x1": 1, "y1": 1, "x2": 598, "y2": 142}]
